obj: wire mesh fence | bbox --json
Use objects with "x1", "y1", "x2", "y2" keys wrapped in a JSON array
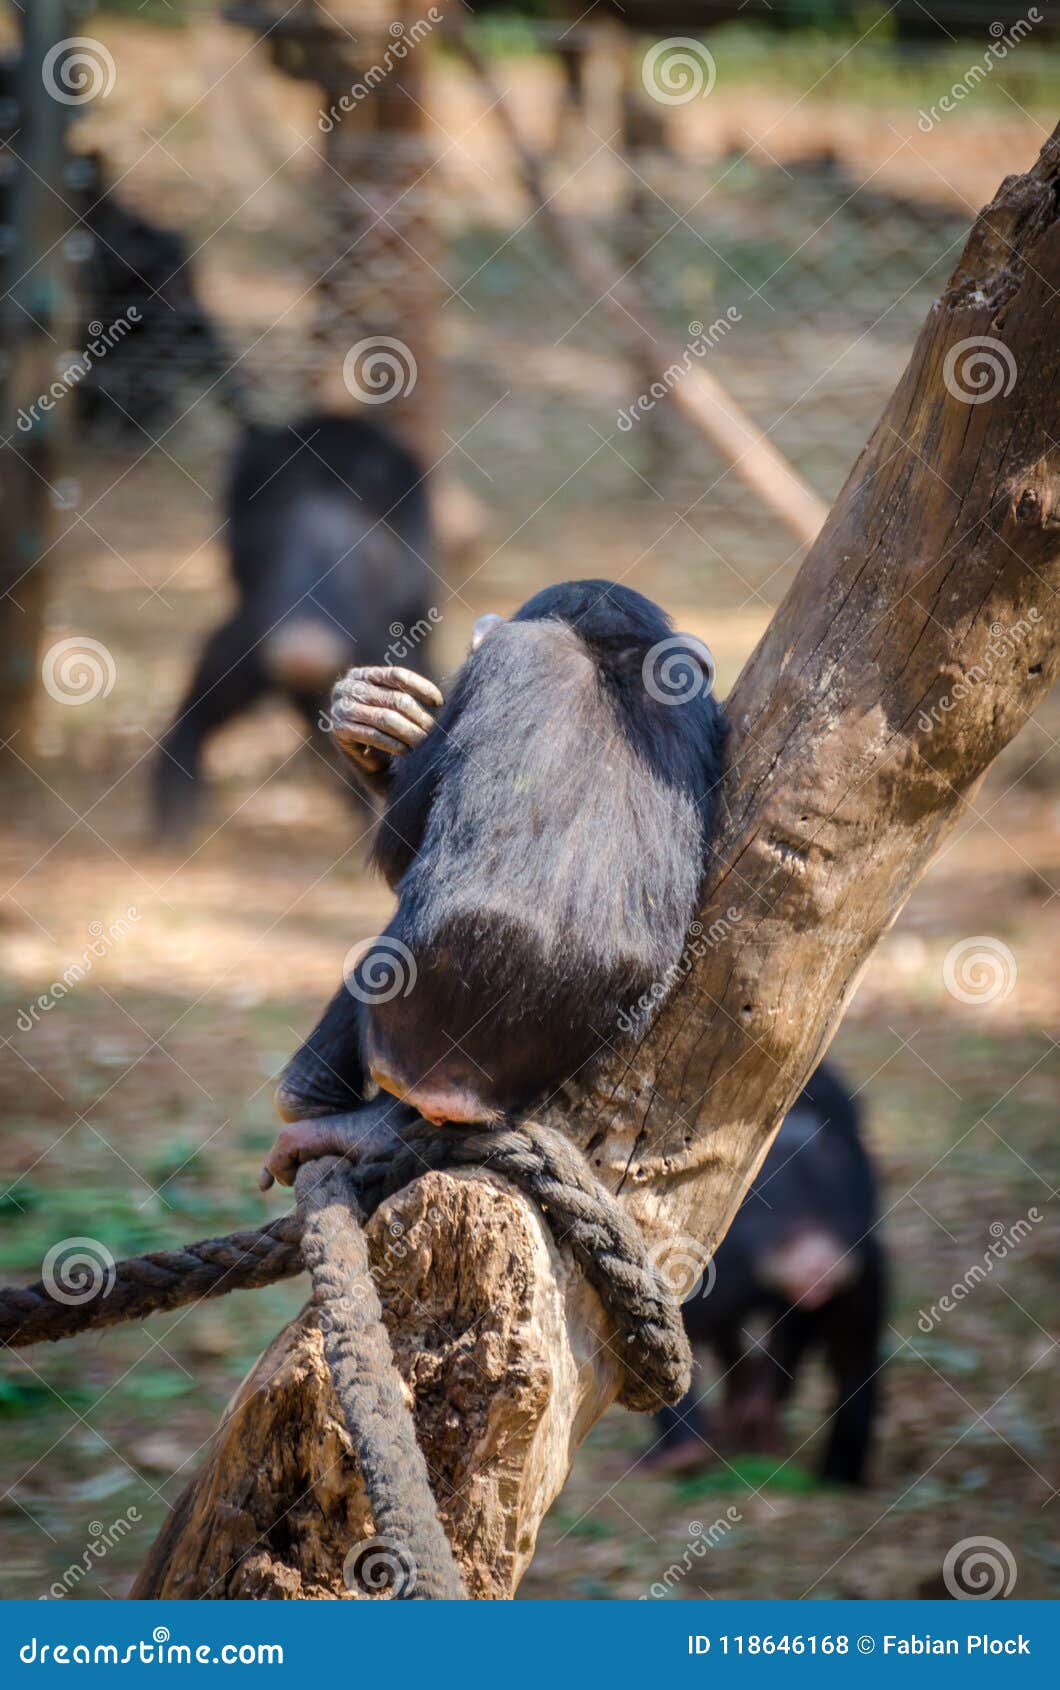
[{"x1": 3, "y1": 8, "x2": 1058, "y2": 610}]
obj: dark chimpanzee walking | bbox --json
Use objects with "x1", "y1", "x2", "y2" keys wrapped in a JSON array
[
  {"x1": 261, "y1": 579, "x2": 726, "y2": 1175},
  {"x1": 153, "y1": 412, "x2": 437, "y2": 837},
  {"x1": 646, "y1": 1063, "x2": 886, "y2": 1486}
]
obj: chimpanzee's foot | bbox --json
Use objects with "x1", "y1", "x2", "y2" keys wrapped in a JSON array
[
  {"x1": 259, "y1": 1116, "x2": 365, "y2": 1190},
  {"x1": 150, "y1": 750, "x2": 205, "y2": 845},
  {"x1": 719, "y1": 1391, "x2": 784, "y2": 1456},
  {"x1": 329, "y1": 665, "x2": 443, "y2": 774}
]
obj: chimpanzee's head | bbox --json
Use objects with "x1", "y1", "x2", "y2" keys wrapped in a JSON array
[{"x1": 467, "y1": 579, "x2": 714, "y2": 690}]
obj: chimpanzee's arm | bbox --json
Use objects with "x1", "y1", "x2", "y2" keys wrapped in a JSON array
[
  {"x1": 267, "y1": 990, "x2": 421, "y2": 1190},
  {"x1": 329, "y1": 665, "x2": 443, "y2": 800},
  {"x1": 260, "y1": 1096, "x2": 412, "y2": 1191},
  {"x1": 370, "y1": 713, "x2": 451, "y2": 886},
  {"x1": 274, "y1": 983, "x2": 368, "y2": 1123}
]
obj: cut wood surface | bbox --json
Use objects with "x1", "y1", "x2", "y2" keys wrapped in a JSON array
[{"x1": 134, "y1": 133, "x2": 1060, "y2": 1600}]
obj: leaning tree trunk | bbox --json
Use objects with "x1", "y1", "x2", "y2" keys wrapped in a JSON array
[{"x1": 134, "y1": 133, "x2": 1060, "y2": 1599}]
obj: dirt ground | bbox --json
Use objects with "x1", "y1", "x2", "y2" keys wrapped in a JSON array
[
  {"x1": 1, "y1": 12, "x2": 1058, "y2": 1602},
  {"x1": 2, "y1": 442, "x2": 1057, "y2": 1599}
]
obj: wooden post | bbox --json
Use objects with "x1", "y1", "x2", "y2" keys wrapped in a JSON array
[
  {"x1": 304, "y1": 0, "x2": 441, "y2": 462},
  {"x1": 0, "y1": 2, "x2": 78, "y2": 754}
]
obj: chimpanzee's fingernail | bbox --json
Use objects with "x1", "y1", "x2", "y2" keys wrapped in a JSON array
[{"x1": 258, "y1": 1165, "x2": 275, "y2": 1191}]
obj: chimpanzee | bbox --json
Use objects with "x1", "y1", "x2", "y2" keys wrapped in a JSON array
[
  {"x1": 261, "y1": 579, "x2": 726, "y2": 1181},
  {"x1": 67, "y1": 152, "x2": 249, "y2": 440},
  {"x1": 646, "y1": 1063, "x2": 885, "y2": 1487},
  {"x1": 152, "y1": 411, "x2": 438, "y2": 836}
]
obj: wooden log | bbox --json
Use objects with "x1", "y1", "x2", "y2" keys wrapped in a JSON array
[
  {"x1": 134, "y1": 131, "x2": 1060, "y2": 1599},
  {"x1": 132, "y1": 1173, "x2": 618, "y2": 1599}
]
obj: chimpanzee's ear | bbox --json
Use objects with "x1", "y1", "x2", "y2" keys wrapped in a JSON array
[
  {"x1": 671, "y1": 632, "x2": 716, "y2": 692},
  {"x1": 470, "y1": 613, "x2": 504, "y2": 652}
]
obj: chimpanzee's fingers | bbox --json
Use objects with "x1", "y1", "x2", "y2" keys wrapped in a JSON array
[
  {"x1": 362, "y1": 666, "x2": 444, "y2": 711},
  {"x1": 339, "y1": 682, "x2": 439, "y2": 736},
  {"x1": 333, "y1": 676, "x2": 436, "y2": 736},
  {"x1": 268, "y1": 1117, "x2": 372, "y2": 1188},
  {"x1": 260, "y1": 1124, "x2": 304, "y2": 1190},
  {"x1": 332, "y1": 718, "x2": 415, "y2": 761},
  {"x1": 260, "y1": 1121, "x2": 336, "y2": 1190}
]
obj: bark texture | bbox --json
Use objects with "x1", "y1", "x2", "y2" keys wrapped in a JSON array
[
  {"x1": 134, "y1": 134, "x2": 1060, "y2": 1599},
  {"x1": 133, "y1": 1174, "x2": 617, "y2": 1598}
]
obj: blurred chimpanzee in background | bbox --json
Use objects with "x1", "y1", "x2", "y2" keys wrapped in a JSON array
[
  {"x1": 67, "y1": 152, "x2": 250, "y2": 440},
  {"x1": 0, "y1": 90, "x2": 247, "y2": 440},
  {"x1": 647, "y1": 1064, "x2": 886, "y2": 1487},
  {"x1": 152, "y1": 411, "x2": 437, "y2": 837}
]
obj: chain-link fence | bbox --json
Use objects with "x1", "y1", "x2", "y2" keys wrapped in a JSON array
[{"x1": 3, "y1": 5, "x2": 1058, "y2": 613}]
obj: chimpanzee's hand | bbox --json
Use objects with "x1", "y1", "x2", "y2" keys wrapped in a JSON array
[
  {"x1": 260, "y1": 1105, "x2": 408, "y2": 1191},
  {"x1": 329, "y1": 665, "x2": 443, "y2": 775},
  {"x1": 259, "y1": 1115, "x2": 365, "y2": 1190}
]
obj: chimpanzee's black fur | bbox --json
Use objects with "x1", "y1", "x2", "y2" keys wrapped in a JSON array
[
  {"x1": 278, "y1": 579, "x2": 726, "y2": 1125},
  {"x1": 152, "y1": 412, "x2": 435, "y2": 834},
  {"x1": 651, "y1": 1063, "x2": 886, "y2": 1486}
]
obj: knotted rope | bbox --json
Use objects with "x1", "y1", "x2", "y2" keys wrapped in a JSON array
[{"x1": 0, "y1": 1121, "x2": 691, "y2": 1600}]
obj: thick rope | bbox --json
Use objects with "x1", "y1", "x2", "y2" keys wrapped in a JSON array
[
  {"x1": 294, "y1": 1156, "x2": 466, "y2": 1601},
  {"x1": 0, "y1": 1125, "x2": 690, "y2": 1408},
  {"x1": 355, "y1": 1121, "x2": 691, "y2": 1413},
  {"x1": 0, "y1": 1122, "x2": 691, "y2": 1599},
  {"x1": 0, "y1": 1214, "x2": 303, "y2": 1348}
]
